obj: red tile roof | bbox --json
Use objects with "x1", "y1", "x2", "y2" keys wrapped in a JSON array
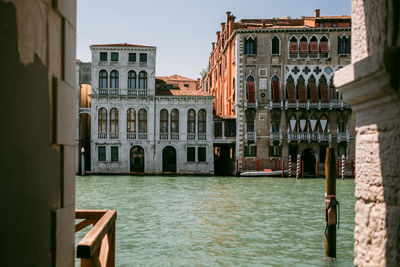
[
  {"x1": 91, "y1": 43, "x2": 156, "y2": 48},
  {"x1": 156, "y1": 76, "x2": 210, "y2": 97}
]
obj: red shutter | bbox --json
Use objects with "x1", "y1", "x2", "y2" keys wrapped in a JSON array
[
  {"x1": 320, "y1": 41, "x2": 329, "y2": 53},
  {"x1": 247, "y1": 82, "x2": 255, "y2": 103},
  {"x1": 298, "y1": 82, "x2": 307, "y2": 102},
  {"x1": 272, "y1": 81, "x2": 280, "y2": 102},
  {"x1": 300, "y1": 41, "x2": 308, "y2": 52},
  {"x1": 290, "y1": 42, "x2": 298, "y2": 53},
  {"x1": 287, "y1": 82, "x2": 296, "y2": 103},
  {"x1": 310, "y1": 41, "x2": 318, "y2": 52},
  {"x1": 309, "y1": 82, "x2": 318, "y2": 102},
  {"x1": 320, "y1": 83, "x2": 329, "y2": 102}
]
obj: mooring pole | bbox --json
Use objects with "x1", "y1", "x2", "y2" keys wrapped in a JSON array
[
  {"x1": 301, "y1": 160, "x2": 304, "y2": 178},
  {"x1": 281, "y1": 160, "x2": 284, "y2": 178},
  {"x1": 81, "y1": 147, "x2": 86, "y2": 176},
  {"x1": 325, "y1": 147, "x2": 336, "y2": 259}
]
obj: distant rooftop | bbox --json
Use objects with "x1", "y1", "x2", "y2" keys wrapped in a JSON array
[
  {"x1": 90, "y1": 43, "x2": 156, "y2": 48},
  {"x1": 156, "y1": 75, "x2": 210, "y2": 97}
]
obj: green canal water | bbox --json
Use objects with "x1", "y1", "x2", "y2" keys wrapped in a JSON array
[{"x1": 76, "y1": 176, "x2": 355, "y2": 266}]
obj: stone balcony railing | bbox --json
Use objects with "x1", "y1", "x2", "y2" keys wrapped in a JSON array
[
  {"x1": 187, "y1": 133, "x2": 196, "y2": 140},
  {"x1": 198, "y1": 133, "x2": 206, "y2": 140},
  {"x1": 270, "y1": 131, "x2": 282, "y2": 141},
  {"x1": 288, "y1": 131, "x2": 331, "y2": 142},
  {"x1": 246, "y1": 132, "x2": 256, "y2": 140},
  {"x1": 337, "y1": 132, "x2": 350, "y2": 142},
  {"x1": 281, "y1": 100, "x2": 349, "y2": 110},
  {"x1": 93, "y1": 88, "x2": 149, "y2": 96}
]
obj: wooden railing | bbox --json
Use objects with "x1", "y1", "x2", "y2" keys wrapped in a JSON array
[{"x1": 76, "y1": 210, "x2": 117, "y2": 267}]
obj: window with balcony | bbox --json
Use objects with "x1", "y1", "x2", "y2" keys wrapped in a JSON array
[
  {"x1": 289, "y1": 114, "x2": 297, "y2": 132},
  {"x1": 160, "y1": 109, "x2": 168, "y2": 139},
  {"x1": 99, "y1": 70, "x2": 108, "y2": 88},
  {"x1": 289, "y1": 36, "x2": 298, "y2": 56},
  {"x1": 246, "y1": 75, "x2": 255, "y2": 103},
  {"x1": 310, "y1": 36, "x2": 318, "y2": 55},
  {"x1": 139, "y1": 71, "x2": 147, "y2": 89},
  {"x1": 338, "y1": 115, "x2": 347, "y2": 132},
  {"x1": 245, "y1": 36, "x2": 256, "y2": 55},
  {"x1": 319, "y1": 75, "x2": 329, "y2": 102},
  {"x1": 110, "y1": 70, "x2": 119, "y2": 88},
  {"x1": 198, "y1": 109, "x2": 206, "y2": 134},
  {"x1": 286, "y1": 76, "x2": 296, "y2": 102},
  {"x1": 245, "y1": 109, "x2": 255, "y2": 132},
  {"x1": 111, "y1": 146, "x2": 118, "y2": 162},
  {"x1": 98, "y1": 108, "x2": 107, "y2": 133},
  {"x1": 100, "y1": 52, "x2": 107, "y2": 61},
  {"x1": 127, "y1": 108, "x2": 136, "y2": 133},
  {"x1": 187, "y1": 147, "x2": 195, "y2": 162},
  {"x1": 129, "y1": 53, "x2": 136, "y2": 62},
  {"x1": 198, "y1": 147, "x2": 206, "y2": 162},
  {"x1": 338, "y1": 35, "x2": 350, "y2": 55},
  {"x1": 139, "y1": 53, "x2": 147, "y2": 63},
  {"x1": 299, "y1": 36, "x2": 308, "y2": 55},
  {"x1": 98, "y1": 146, "x2": 106, "y2": 161},
  {"x1": 138, "y1": 109, "x2": 147, "y2": 133},
  {"x1": 320, "y1": 114, "x2": 328, "y2": 132},
  {"x1": 272, "y1": 36, "x2": 280, "y2": 55},
  {"x1": 170, "y1": 109, "x2": 179, "y2": 135},
  {"x1": 297, "y1": 76, "x2": 306, "y2": 102},
  {"x1": 110, "y1": 108, "x2": 119, "y2": 137},
  {"x1": 271, "y1": 75, "x2": 280, "y2": 103},
  {"x1": 320, "y1": 36, "x2": 329, "y2": 54},
  {"x1": 188, "y1": 109, "x2": 196, "y2": 137},
  {"x1": 128, "y1": 71, "x2": 137, "y2": 89},
  {"x1": 111, "y1": 52, "x2": 118, "y2": 61},
  {"x1": 308, "y1": 75, "x2": 318, "y2": 102}
]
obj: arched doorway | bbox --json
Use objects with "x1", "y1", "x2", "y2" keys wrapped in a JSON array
[
  {"x1": 162, "y1": 146, "x2": 176, "y2": 173},
  {"x1": 130, "y1": 146, "x2": 144, "y2": 172},
  {"x1": 302, "y1": 148, "x2": 316, "y2": 176}
]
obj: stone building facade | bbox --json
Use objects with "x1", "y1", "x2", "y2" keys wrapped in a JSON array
[
  {"x1": 201, "y1": 10, "x2": 355, "y2": 176},
  {"x1": 88, "y1": 44, "x2": 214, "y2": 174}
]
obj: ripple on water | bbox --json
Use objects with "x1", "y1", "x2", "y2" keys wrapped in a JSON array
[{"x1": 76, "y1": 176, "x2": 355, "y2": 266}]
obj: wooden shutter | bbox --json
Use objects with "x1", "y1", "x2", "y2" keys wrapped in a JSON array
[
  {"x1": 310, "y1": 41, "x2": 318, "y2": 52},
  {"x1": 300, "y1": 41, "x2": 308, "y2": 52},
  {"x1": 247, "y1": 81, "x2": 255, "y2": 103},
  {"x1": 320, "y1": 83, "x2": 329, "y2": 102},
  {"x1": 272, "y1": 81, "x2": 280, "y2": 103},
  {"x1": 287, "y1": 82, "x2": 296, "y2": 103},
  {"x1": 290, "y1": 42, "x2": 298, "y2": 53},
  {"x1": 309, "y1": 82, "x2": 318, "y2": 102},
  {"x1": 298, "y1": 82, "x2": 307, "y2": 102},
  {"x1": 320, "y1": 41, "x2": 329, "y2": 53}
]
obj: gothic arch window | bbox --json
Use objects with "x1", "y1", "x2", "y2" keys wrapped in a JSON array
[
  {"x1": 139, "y1": 71, "x2": 147, "y2": 89},
  {"x1": 308, "y1": 75, "x2": 318, "y2": 102},
  {"x1": 127, "y1": 108, "x2": 136, "y2": 133},
  {"x1": 300, "y1": 36, "x2": 308, "y2": 53},
  {"x1": 286, "y1": 75, "x2": 296, "y2": 102},
  {"x1": 246, "y1": 75, "x2": 255, "y2": 103},
  {"x1": 320, "y1": 36, "x2": 329, "y2": 54},
  {"x1": 187, "y1": 109, "x2": 196, "y2": 134},
  {"x1": 272, "y1": 36, "x2": 280, "y2": 55},
  {"x1": 198, "y1": 109, "x2": 206, "y2": 134},
  {"x1": 160, "y1": 109, "x2": 169, "y2": 134},
  {"x1": 310, "y1": 36, "x2": 318, "y2": 53},
  {"x1": 109, "y1": 108, "x2": 119, "y2": 133},
  {"x1": 128, "y1": 71, "x2": 137, "y2": 89},
  {"x1": 299, "y1": 114, "x2": 308, "y2": 132},
  {"x1": 138, "y1": 109, "x2": 147, "y2": 133},
  {"x1": 319, "y1": 75, "x2": 329, "y2": 102},
  {"x1": 271, "y1": 75, "x2": 280, "y2": 102},
  {"x1": 110, "y1": 70, "x2": 119, "y2": 88},
  {"x1": 338, "y1": 114, "x2": 347, "y2": 133},
  {"x1": 245, "y1": 36, "x2": 256, "y2": 55},
  {"x1": 309, "y1": 114, "x2": 318, "y2": 132},
  {"x1": 338, "y1": 35, "x2": 350, "y2": 54},
  {"x1": 170, "y1": 109, "x2": 179, "y2": 134},
  {"x1": 289, "y1": 36, "x2": 298, "y2": 54},
  {"x1": 98, "y1": 108, "x2": 107, "y2": 132},
  {"x1": 297, "y1": 75, "x2": 306, "y2": 102},
  {"x1": 99, "y1": 70, "x2": 108, "y2": 88}
]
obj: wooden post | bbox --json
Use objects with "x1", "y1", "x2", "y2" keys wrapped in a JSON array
[
  {"x1": 325, "y1": 147, "x2": 336, "y2": 259},
  {"x1": 301, "y1": 160, "x2": 304, "y2": 178},
  {"x1": 274, "y1": 159, "x2": 278, "y2": 170},
  {"x1": 281, "y1": 160, "x2": 284, "y2": 178},
  {"x1": 256, "y1": 159, "x2": 259, "y2": 171}
]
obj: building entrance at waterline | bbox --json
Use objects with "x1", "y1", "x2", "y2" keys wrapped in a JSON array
[
  {"x1": 130, "y1": 146, "x2": 144, "y2": 172},
  {"x1": 301, "y1": 148, "x2": 316, "y2": 176},
  {"x1": 162, "y1": 146, "x2": 177, "y2": 172}
]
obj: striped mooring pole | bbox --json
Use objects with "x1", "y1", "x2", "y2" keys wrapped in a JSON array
[
  {"x1": 288, "y1": 154, "x2": 292, "y2": 177},
  {"x1": 296, "y1": 154, "x2": 300, "y2": 179},
  {"x1": 341, "y1": 154, "x2": 345, "y2": 179}
]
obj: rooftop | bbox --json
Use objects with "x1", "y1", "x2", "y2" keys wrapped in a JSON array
[{"x1": 90, "y1": 43, "x2": 156, "y2": 48}]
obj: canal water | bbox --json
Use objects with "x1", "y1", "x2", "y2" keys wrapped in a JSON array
[{"x1": 76, "y1": 176, "x2": 355, "y2": 266}]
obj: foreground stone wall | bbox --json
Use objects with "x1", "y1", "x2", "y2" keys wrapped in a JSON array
[
  {"x1": 335, "y1": 1, "x2": 400, "y2": 266},
  {"x1": 1, "y1": 0, "x2": 76, "y2": 266}
]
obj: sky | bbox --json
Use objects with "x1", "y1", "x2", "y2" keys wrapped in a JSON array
[{"x1": 77, "y1": 0, "x2": 351, "y2": 79}]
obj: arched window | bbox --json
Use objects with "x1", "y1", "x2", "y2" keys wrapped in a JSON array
[
  {"x1": 127, "y1": 108, "x2": 136, "y2": 132},
  {"x1": 289, "y1": 36, "x2": 298, "y2": 54},
  {"x1": 246, "y1": 75, "x2": 255, "y2": 103},
  {"x1": 319, "y1": 75, "x2": 329, "y2": 102},
  {"x1": 271, "y1": 75, "x2": 280, "y2": 102},
  {"x1": 99, "y1": 70, "x2": 108, "y2": 88},
  {"x1": 160, "y1": 109, "x2": 168, "y2": 134},
  {"x1": 170, "y1": 109, "x2": 179, "y2": 133},
  {"x1": 297, "y1": 76, "x2": 306, "y2": 102},
  {"x1": 310, "y1": 36, "x2": 318, "y2": 53},
  {"x1": 128, "y1": 71, "x2": 136, "y2": 89},
  {"x1": 320, "y1": 36, "x2": 329, "y2": 54},
  {"x1": 286, "y1": 76, "x2": 295, "y2": 102},
  {"x1": 139, "y1": 71, "x2": 147, "y2": 89},
  {"x1": 110, "y1": 70, "x2": 119, "y2": 88},
  {"x1": 272, "y1": 36, "x2": 280, "y2": 55},
  {"x1": 187, "y1": 109, "x2": 196, "y2": 133},
  {"x1": 300, "y1": 36, "x2": 308, "y2": 53},
  {"x1": 271, "y1": 111, "x2": 280, "y2": 133},
  {"x1": 245, "y1": 36, "x2": 256, "y2": 55},
  {"x1": 338, "y1": 35, "x2": 350, "y2": 54},
  {"x1": 198, "y1": 109, "x2": 206, "y2": 134},
  {"x1": 98, "y1": 108, "x2": 107, "y2": 132},
  {"x1": 308, "y1": 75, "x2": 318, "y2": 102},
  {"x1": 138, "y1": 109, "x2": 147, "y2": 133},
  {"x1": 110, "y1": 108, "x2": 119, "y2": 133},
  {"x1": 338, "y1": 114, "x2": 347, "y2": 132}
]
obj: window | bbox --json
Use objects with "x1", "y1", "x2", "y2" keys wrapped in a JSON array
[
  {"x1": 127, "y1": 108, "x2": 136, "y2": 132},
  {"x1": 139, "y1": 53, "x2": 147, "y2": 63},
  {"x1": 198, "y1": 109, "x2": 206, "y2": 134},
  {"x1": 214, "y1": 121, "x2": 222, "y2": 137},
  {"x1": 338, "y1": 36, "x2": 350, "y2": 54},
  {"x1": 338, "y1": 115, "x2": 347, "y2": 132},
  {"x1": 272, "y1": 36, "x2": 280, "y2": 55},
  {"x1": 319, "y1": 75, "x2": 329, "y2": 102},
  {"x1": 98, "y1": 146, "x2": 106, "y2": 161},
  {"x1": 246, "y1": 109, "x2": 255, "y2": 132},
  {"x1": 245, "y1": 37, "x2": 256, "y2": 55},
  {"x1": 246, "y1": 75, "x2": 255, "y2": 102},
  {"x1": 184, "y1": 84, "x2": 189, "y2": 87},
  {"x1": 232, "y1": 42, "x2": 236, "y2": 61},
  {"x1": 99, "y1": 70, "x2": 108, "y2": 88},
  {"x1": 111, "y1": 146, "x2": 118, "y2": 162},
  {"x1": 225, "y1": 120, "x2": 236, "y2": 137},
  {"x1": 188, "y1": 109, "x2": 196, "y2": 133},
  {"x1": 270, "y1": 145, "x2": 281, "y2": 157},
  {"x1": 286, "y1": 76, "x2": 295, "y2": 102},
  {"x1": 289, "y1": 36, "x2": 298, "y2": 53},
  {"x1": 170, "y1": 109, "x2": 179, "y2": 133},
  {"x1": 300, "y1": 36, "x2": 308, "y2": 53},
  {"x1": 271, "y1": 121, "x2": 280, "y2": 133},
  {"x1": 198, "y1": 147, "x2": 206, "y2": 162},
  {"x1": 160, "y1": 109, "x2": 169, "y2": 134},
  {"x1": 308, "y1": 75, "x2": 318, "y2": 101},
  {"x1": 111, "y1": 52, "x2": 118, "y2": 61},
  {"x1": 271, "y1": 75, "x2": 280, "y2": 102},
  {"x1": 129, "y1": 53, "x2": 136, "y2": 62},
  {"x1": 98, "y1": 108, "x2": 107, "y2": 132},
  {"x1": 320, "y1": 36, "x2": 329, "y2": 53},
  {"x1": 245, "y1": 146, "x2": 257, "y2": 157},
  {"x1": 187, "y1": 147, "x2": 195, "y2": 162},
  {"x1": 139, "y1": 71, "x2": 147, "y2": 89},
  {"x1": 138, "y1": 109, "x2": 147, "y2": 133},
  {"x1": 310, "y1": 36, "x2": 318, "y2": 53},
  {"x1": 110, "y1": 70, "x2": 119, "y2": 88},
  {"x1": 128, "y1": 71, "x2": 136, "y2": 89},
  {"x1": 100, "y1": 52, "x2": 107, "y2": 61},
  {"x1": 110, "y1": 108, "x2": 118, "y2": 133}
]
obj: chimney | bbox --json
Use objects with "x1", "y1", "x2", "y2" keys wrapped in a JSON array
[
  {"x1": 221, "y1": 23, "x2": 225, "y2": 33},
  {"x1": 229, "y1": 15, "x2": 236, "y2": 35},
  {"x1": 216, "y1": 31, "x2": 220, "y2": 41},
  {"x1": 226, "y1": 11, "x2": 231, "y2": 22},
  {"x1": 314, "y1": 9, "x2": 320, "y2": 17},
  {"x1": 212, "y1": 42, "x2": 215, "y2": 50}
]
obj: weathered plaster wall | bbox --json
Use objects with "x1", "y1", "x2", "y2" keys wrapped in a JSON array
[{"x1": 0, "y1": 0, "x2": 76, "y2": 266}]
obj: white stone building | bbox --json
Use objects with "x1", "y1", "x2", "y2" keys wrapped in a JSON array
[{"x1": 88, "y1": 43, "x2": 214, "y2": 174}]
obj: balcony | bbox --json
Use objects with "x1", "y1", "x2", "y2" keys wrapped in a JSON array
[
  {"x1": 246, "y1": 132, "x2": 256, "y2": 140},
  {"x1": 170, "y1": 133, "x2": 179, "y2": 140},
  {"x1": 138, "y1": 133, "x2": 147, "y2": 140},
  {"x1": 198, "y1": 133, "x2": 206, "y2": 140},
  {"x1": 245, "y1": 101, "x2": 257, "y2": 109},
  {"x1": 288, "y1": 132, "x2": 310, "y2": 142},
  {"x1": 187, "y1": 133, "x2": 196, "y2": 140},
  {"x1": 98, "y1": 132, "x2": 107, "y2": 139},
  {"x1": 284, "y1": 100, "x2": 350, "y2": 110},
  {"x1": 288, "y1": 131, "x2": 331, "y2": 142},
  {"x1": 95, "y1": 88, "x2": 149, "y2": 96},
  {"x1": 289, "y1": 53, "x2": 298, "y2": 59},
  {"x1": 127, "y1": 132, "x2": 136, "y2": 139},
  {"x1": 269, "y1": 100, "x2": 283, "y2": 110},
  {"x1": 337, "y1": 132, "x2": 350, "y2": 142},
  {"x1": 160, "y1": 133, "x2": 168, "y2": 140},
  {"x1": 270, "y1": 131, "x2": 282, "y2": 141},
  {"x1": 76, "y1": 210, "x2": 116, "y2": 267},
  {"x1": 109, "y1": 132, "x2": 119, "y2": 139}
]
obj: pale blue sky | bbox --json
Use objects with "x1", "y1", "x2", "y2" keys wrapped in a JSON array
[{"x1": 77, "y1": 0, "x2": 350, "y2": 79}]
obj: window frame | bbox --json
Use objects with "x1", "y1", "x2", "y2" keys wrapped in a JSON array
[
  {"x1": 111, "y1": 52, "x2": 119, "y2": 62},
  {"x1": 187, "y1": 147, "x2": 195, "y2": 162},
  {"x1": 109, "y1": 108, "x2": 119, "y2": 133},
  {"x1": 111, "y1": 146, "x2": 119, "y2": 162},
  {"x1": 128, "y1": 53, "x2": 136, "y2": 62},
  {"x1": 110, "y1": 70, "x2": 119, "y2": 89},
  {"x1": 139, "y1": 53, "x2": 147, "y2": 63},
  {"x1": 100, "y1": 52, "x2": 107, "y2": 61},
  {"x1": 198, "y1": 147, "x2": 206, "y2": 162},
  {"x1": 98, "y1": 146, "x2": 106, "y2": 162},
  {"x1": 127, "y1": 108, "x2": 136, "y2": 133}
]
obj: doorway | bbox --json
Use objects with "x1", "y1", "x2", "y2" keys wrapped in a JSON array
[
  {"x1": 302, "y1": 148, "x2": 316, "y2": 176},
  {"x1": 162, "y1": 146, "x2": 177, "y2": 173},
  {"x1": 130, "y1": 146, "x2": 144, "y2": 172}
]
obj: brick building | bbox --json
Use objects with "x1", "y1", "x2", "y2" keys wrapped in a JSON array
[{"x1": 200, "y1": 9, "x2": 355, "y2": 176}]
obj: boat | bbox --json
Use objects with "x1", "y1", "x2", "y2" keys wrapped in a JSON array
[{"x1": 239, "y1": 169, "x2": 289, "y2": 177}]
